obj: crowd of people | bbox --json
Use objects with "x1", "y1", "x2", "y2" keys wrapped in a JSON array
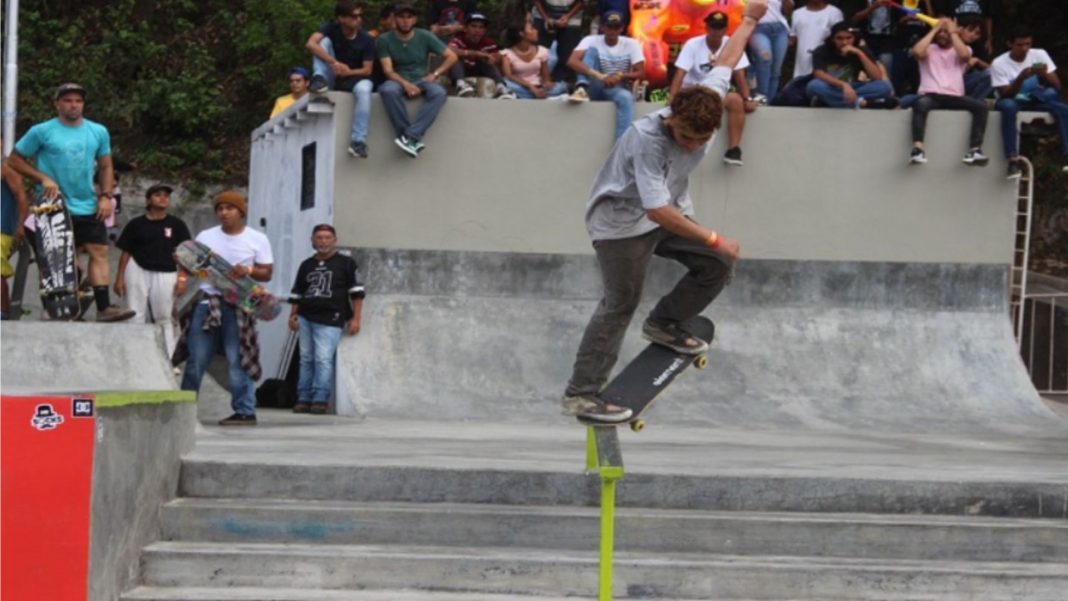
[{"x1": 266, "y1": 0, "x2": 1066, "y2": 175}]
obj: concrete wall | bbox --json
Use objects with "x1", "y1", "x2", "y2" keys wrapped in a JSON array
[{"x1": 89, "y1": 393, "x2": 197, "y2": 601}]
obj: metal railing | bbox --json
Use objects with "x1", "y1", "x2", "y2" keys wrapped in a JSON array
[{"x1": 1018, "y1": 293, "x2": 1068, "y2": 395}]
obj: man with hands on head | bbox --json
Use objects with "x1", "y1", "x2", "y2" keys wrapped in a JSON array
[{"x1": 560, "y1": 0, "x2": 768, "y2": 425}]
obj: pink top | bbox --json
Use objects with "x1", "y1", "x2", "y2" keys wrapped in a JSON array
[
  {"x1": 502, "y1": 46, "x2": 550, "y2": 87},
  {"x1": 917, "y1": 43, "x2": 969, "y2": 96}
]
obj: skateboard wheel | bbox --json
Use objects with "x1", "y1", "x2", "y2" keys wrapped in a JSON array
[
  {"x1": 630, "y1": 419, "x2": 646, "y2": 432},
  {"x1": 693, "y1": 355, "x2": 708, "y2": 369}
]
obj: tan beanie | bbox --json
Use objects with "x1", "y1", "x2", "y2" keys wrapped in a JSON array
[{"x1": 213, "y1": 189, "x2": 247, "y2": 216}]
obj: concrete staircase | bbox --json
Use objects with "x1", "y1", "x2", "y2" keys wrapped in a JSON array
[{"x1": 122, "y1": 426, "x2": 1068, "y2": 601}]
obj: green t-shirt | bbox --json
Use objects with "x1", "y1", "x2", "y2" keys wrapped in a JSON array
[{"x1": 376, "y1": 28, "x2": 447, "y2": 82}]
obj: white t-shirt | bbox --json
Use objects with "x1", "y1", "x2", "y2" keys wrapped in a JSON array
[
  {"x1": 991, "y1": 48, "x2": 1057, "y2": 88},
  {"x1": 759, "y1": 0, "x2": 789, "y2": 27},
  {"x1": 195, "y1": 225, "x2": 274, "y2": 296},
  {"x1": 790, "y1": 5, "x2": 844, "y2": 78},
  {"x1": 676, "y1": 34, "x2": 750, "y2": 89},
  {"x1": 575, "y1": 35, "x2": 644, "y2": 76}
]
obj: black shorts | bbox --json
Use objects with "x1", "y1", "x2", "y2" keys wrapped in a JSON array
[{"x1": 71, "y1": 215, "x2": 108, "y2": 247}]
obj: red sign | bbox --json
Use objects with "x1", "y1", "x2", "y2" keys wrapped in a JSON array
[{"x1": 2, "y1": 395, "x2": 96, "y2": 601}]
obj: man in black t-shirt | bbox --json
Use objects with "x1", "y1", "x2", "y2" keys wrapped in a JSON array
[
  {"x1": 114, "y1": 183, "x2": 192, "y2": 356},
  {"x1": 306, "y1": 0, "x2": 378, "y2": 158},
  {"x1": 287, "y1": 224, "x2": 365, "y2": 414},
  {"x1": 806, "y1": 21, "x2": 896, "y2": 107}
]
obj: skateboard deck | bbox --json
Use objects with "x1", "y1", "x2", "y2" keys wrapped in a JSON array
[
  {"x1": 581, "y1": 315, "x2": 715, "y2": 432},
  {"x1": 174, "y1": 240, "x2": 281, "y2": 321},
  {"x1": 29, "y1": 193, "x2": 79, "y2": 320}
]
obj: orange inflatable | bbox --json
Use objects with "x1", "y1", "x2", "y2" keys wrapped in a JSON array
[{"x1": 629, "y1": 0, "x2": 746, "y2": 87}]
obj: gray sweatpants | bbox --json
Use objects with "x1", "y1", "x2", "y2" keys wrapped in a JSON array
[{"x1": 565, "y1": 228, "x2": 734, "y2": 396}]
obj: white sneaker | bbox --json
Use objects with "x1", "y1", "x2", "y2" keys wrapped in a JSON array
[
  {"x1": 456, "y1": 81, "x2": 475, "y2": 98},
  {"x1": 496, "y1": 84, "x2": 516, "y2": 99}
]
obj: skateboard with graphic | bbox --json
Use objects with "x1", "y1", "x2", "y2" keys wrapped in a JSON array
[
  {"x1": 580, "y1": 315, "x2": 715, "y2": 432},
  {"x1": 29, "y1": 192, "x2": 80, "y2": 320},
  {"x1": 174, "y1": 240, "x2": 281, "y2": 321}
]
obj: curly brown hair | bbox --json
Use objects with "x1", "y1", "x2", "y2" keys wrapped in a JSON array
[{"x1": 669, "y1": 86, "x2": 724, "y2": 134}]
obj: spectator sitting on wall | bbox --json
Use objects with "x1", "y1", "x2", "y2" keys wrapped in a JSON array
[
  {"x1": 429, "y1": 0, "x2": 479, "y2": 42},
  {"x1": 566, "y1": 10, "x2": 645, "y2": 140},
  {"x1": 370, "y1": 4, "x2": 396, "y2": 37},
  {"x1": 7, "y1": 83, "x2": 135, "y2": 322},
  {"x1": 775, "y1": 0, "x2": 844, "y2": 106},
  {"x1": 447, "y1": 13, "x2": 517, "y2": 99},
  {"x1": 307, "y1": 0, "x2": 376, "y2": 160},
  {"x1": 1, "y1": 154, "x2": 29, "y2": 321},
  {"x1": 113, "y1": 184, "x2": 192, "y2": 357},
  {"x1": 991, "y1": 28, "x2": 1068, "y2": 179},
  {"x1": 533, "y1": 0, "x2": 586, "y2": 83},
  {"x1": 270, "y1": 67, "x2": 311, "y2": 119},
  {"x1": 174, "y1": 190, "x2": 273, "y2": 427},
  {"x1": 377, "y1": 2, "x2": 460, "y2": 157},
  {"x1": 501, "y1": 21, "x2": 569, "y2": 99},
  {"x1": 670, "y1": 11, "x2": 757, "y2": 167},
  {"x1": 806, "y1": 22, "x2": 896, "y2": 108},
  {"x1": 956, "y1": 15, "x2": 993, "y2": 101},
  {"x1": 934, "y1": 0, "x2": 993, "y2": 56},
  {"x1": 287, "y1": 224, "x2": 365, "y2": 415},
  {"x1": 908, "y1": 18, "x2": 989, "y2": 166}
]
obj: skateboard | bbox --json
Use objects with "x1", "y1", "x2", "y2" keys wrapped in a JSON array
[
  {"x1": 29, "y1": 193, "x2": 79, "y2": 320},
  {"x1": 174, "y1": 240, "x2": 281, "y2": 322},
  {"x1": 580, "y1": 315, "x2": 715, "y2": 432}
]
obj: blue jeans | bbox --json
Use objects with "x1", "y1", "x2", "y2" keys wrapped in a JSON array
[
  {"x1": 964, "y1": 68, "x2": 993, "y2": 102},
  {"x1": 747, "y1": 21, "x2": 789, "y2": 98},
  {"x1": 180, "y1": 302, "x2": 256, "y2": 417},
  {"x1": 577, "y1": 48, "x2": 635, "y2": 140},
  {"x1": 995, "y1": 86, "x2": 1068, "y2": 158},
  {"x1": 296, "y1": 317, "x2": 343, "y2": 404},
  {"x1": 805, "y1": 79, "x2": 894, "y2": 108},
  {"x1": 505, "y1": 79, "x2": 568, "y2": 99},
  {"x1": 377, "y1": 79, "x2": 447, "y2": 142},
  {"x1": 313, "y1": 38, "x2": 374, "y2": 144}
]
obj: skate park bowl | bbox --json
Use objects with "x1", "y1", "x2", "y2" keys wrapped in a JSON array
[
  {"x1": 1, "y1": 322, "x2": 196, "y2": 601},
  {"x1": 248, "y1": 95, "x2": 1067, "y2": 438}
]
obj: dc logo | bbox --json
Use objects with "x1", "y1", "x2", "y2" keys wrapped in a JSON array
[
  {"x1": 72, "y1": 398, "x2": 94, "y2": 418},
  {"x1": 31, "y1": 404, "x2": 65, "y2": 431}
]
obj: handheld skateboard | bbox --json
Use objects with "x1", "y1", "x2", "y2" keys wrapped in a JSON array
[
  {"x1": 174, "y1": 240, "x2": 281, "y2": 321},
  {"x1": 29, "y1": 193, "x2": 79, "y2": 320},
  {"x1": 580, "y1": 315, "x2": 715, "y2": 432}
]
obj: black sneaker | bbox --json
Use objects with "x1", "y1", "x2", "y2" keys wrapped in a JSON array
[
  {"x1": 1006, "y1": 160, "x2": 1023, "y2": 180},
  {"x1": 909, "y1": 148, "x2": 927, "y2": 165},
  {"x1": 292, "y1": 402, "x2": 311, "y2": 414},
  {"x1": 348, "y1": 141, "x2": 368, "y2": 158},
  {"x1": 723, "y1": 147, "x2": 743, "y2": 167},
  {"x1": 309, "y1": 404, "x2": 328, "y2": 415},
  {"x1": 962, "y1": 149, "x2": 988, "y2": 166},
  {"x1": 218, "y1": 413, "x2": 257, "y2": 426},
  {"x1": 309, "y1": 74, "x2": 329, "y2": 94},
  {"x1": 863, "y1": 97, "x2": 899, "y2": 110},
  {"x1": 642, "y1": 319, "x2": 710, "y2": 355}
]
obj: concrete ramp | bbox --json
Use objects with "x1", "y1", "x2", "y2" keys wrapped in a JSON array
[
  {"x1": 0, "y1": 322, "x2": 176, "y2": 394},
  {"x1": 337, "y1": 250, "x2": 1066, "y2": 436}
]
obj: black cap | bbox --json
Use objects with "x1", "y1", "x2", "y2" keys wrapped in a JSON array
[
  {"x1": 145, "y1": 184, "x2": 173, "y2": 199},
  {"x1": 603, "y1": 11, "x2": 625, "y2": 27},
  {"x1": 704, "y1": 11, "x2": 728, "y2": 28},
  {"x1": 465, "y1": 12, "x2": 488, "y2": 24},
  {"x1": 830, "y1": 21, "x2": 855, "y2": 36},
  {"x1": 54, "y1": 82, "x2": 87, "y2": 101},
  {"x1": 394, "y1": 2, "x2": 417, "y2": 15}
]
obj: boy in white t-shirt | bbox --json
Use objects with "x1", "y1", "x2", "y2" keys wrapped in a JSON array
[
  {"x1": 991, "y1": 28, "x2": 1068, "y2": 179},
  {"x1": 669, "y1": 11, "x2": 758, "y2": 166},
  {"x1": 566, "y1": 11, "x2": 645, "y2": 140},
  {"x1": 175, "y1": 190, "x2": 274, "y2": 426},
  {"x1": 789, "y1": 0, "x2": 843, "y2": 79}
]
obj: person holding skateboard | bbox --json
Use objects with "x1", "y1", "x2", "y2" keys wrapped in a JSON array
[
  {"x1": 7, "y1": 83, "x2": 135, "y2": 322},
  {"x1": 560, "y1": 0, "x2": 767, "y2": 424},
  {"x1": 286, "y1": 224, "x2": 365, "y2": 415},
  {"x1": 174, "y1": 190, "x2": 273, "y2": 426}
]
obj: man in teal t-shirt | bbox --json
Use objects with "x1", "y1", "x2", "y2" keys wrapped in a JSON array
[
  {"x1": 376, "y1": 2, "x2": 460, "y2": 157},
  {"x1": 8, "y1": 83, "x2": 135, "y2": 322}
]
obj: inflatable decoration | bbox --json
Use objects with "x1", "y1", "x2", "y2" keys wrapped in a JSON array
[{"x1": 629, "y1": 0, "x2": 746, "y2": 88}]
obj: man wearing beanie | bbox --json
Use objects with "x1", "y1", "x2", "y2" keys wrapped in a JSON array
[
  {"x1": 114, "y1": 184, "x2": 192, "y2": 356},
  {"x1": 174, "y1": 190, "x2": 273, "y2": 426}
]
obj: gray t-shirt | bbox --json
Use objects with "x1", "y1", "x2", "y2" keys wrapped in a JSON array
[{"x1": 585, "y1": 66, "x2": 730, "y2": 241}]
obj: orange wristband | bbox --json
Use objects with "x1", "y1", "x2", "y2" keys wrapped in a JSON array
[{"x1": 707, "y1": 232, "x2": 721, "y2": 249}]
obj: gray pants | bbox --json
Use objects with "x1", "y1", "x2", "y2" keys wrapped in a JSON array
[{"x1": 565, "y1": 228, "x2": 733, "y2": 396}]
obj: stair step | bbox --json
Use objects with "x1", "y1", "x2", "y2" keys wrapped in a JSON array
[
  {"x1": 121, "y1": 587, "x2": 602, "y2": 601},
  {"x1": 140, "y1": 542, "x2": 1068, "y2": 600},
  {"x1": 161, "y1": 498, "x2": 1068, "y2": 562}
]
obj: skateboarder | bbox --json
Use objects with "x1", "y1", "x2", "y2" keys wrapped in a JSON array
[
  {"x1": 560, "y1": 0, "x2": 766, "y2": 424},
  {"x1": 6, "y1": 83, "x2": 134, "y2": 322},
  {"x1": 174, "y1": 190, "x2": 273, "y2": 426},
  {"x1": 286, "y1": 224, "x2": 365, "y2": 414}
]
